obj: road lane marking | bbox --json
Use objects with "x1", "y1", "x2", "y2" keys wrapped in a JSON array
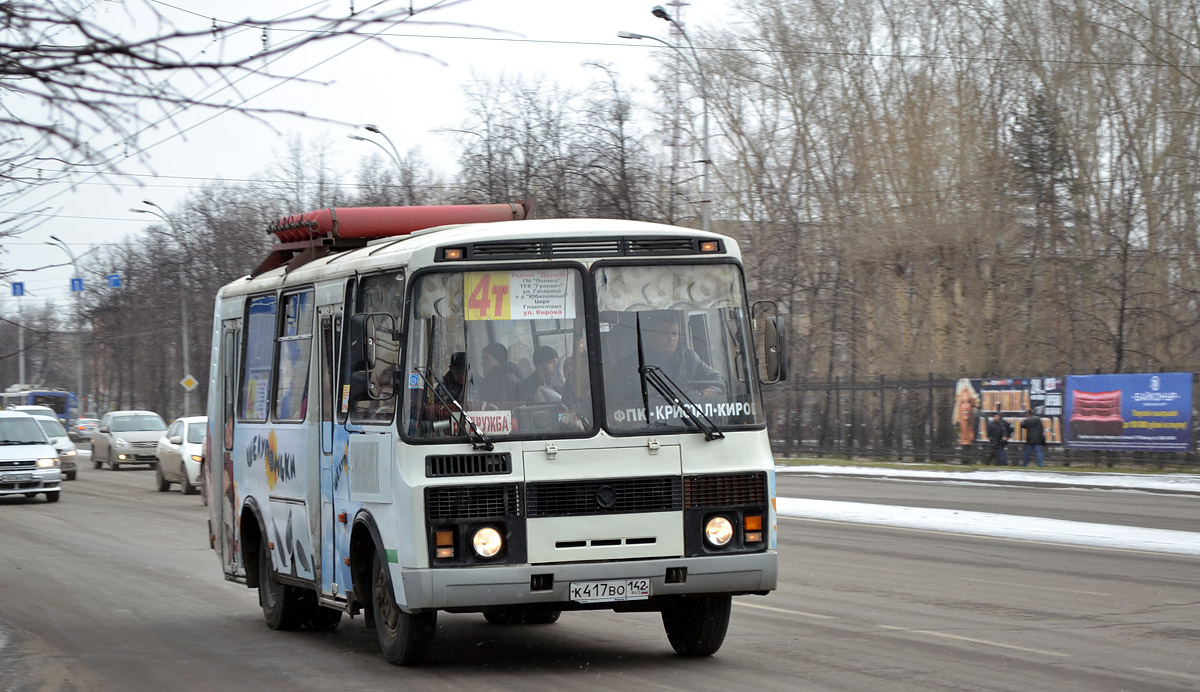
[
  {"x1": 1133, "y1": 667, "x2": 1200, "y2": 682},
  {"x1": 877, "y1": 625, "x2": 1071, "y2": 657},
  {"x1": 966, "y1": 577, "x2": 1110, "y2": 597},
  {"x1": 734, "y1": 601, "x2": 835, "y2": 619},
  {"x1": 804, "y1": 559, "x2": 911, "y2": 575}
]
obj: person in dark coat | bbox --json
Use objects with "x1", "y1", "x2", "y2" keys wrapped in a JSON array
[
  {"x1": 1020, "y1": 409, "x2": 1047, "y2": 467},
  {"x1": 518, "y1": 345, "x2": 561, "y2": 402},
  {"x1": 475, "y1": 342, "x2": 522, "y2": 407},
  {"x1": 985, "y1": 411, "x2": 1012, "y2": 466},
  {"x1": 641, "y1": 312, "x2": 724, "y2": 396}
]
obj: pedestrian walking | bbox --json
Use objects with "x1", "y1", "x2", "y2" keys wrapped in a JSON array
[
  {"x1": 985, "y1": 411, "x2": 1012, "y2": 466},
  {"x1": 1020, "y1": 409, "x2": 1047, "y2": 467}
]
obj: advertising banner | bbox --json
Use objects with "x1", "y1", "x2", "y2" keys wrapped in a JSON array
[
  {"x1": 1064, "y1": 373, "x2": 1193, "y2": 451},
  {"x1": 952, "y1": 377, "x2": 1064, "y2": 445}
]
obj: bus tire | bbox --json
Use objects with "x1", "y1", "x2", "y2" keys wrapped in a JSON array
[
  {"x1": 306, "y1": 605, "x2": 342, "y2": 631},
  {"x1": 524, "y1": 610, "x2": 561, "y2": 625},
  {"x1": 259, "y1": 542, "x2": 306, "y2": 631},
  {"x1": 372, "y1": 551, "x2": 435, "y2": 666},
  {"x1": 661, "y1": 594, "x2": 732, "y2": 657}
]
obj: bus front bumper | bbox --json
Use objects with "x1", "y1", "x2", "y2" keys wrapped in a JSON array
[{"x1": 396, "y1": 551, "x2": 777, "y2": 611}]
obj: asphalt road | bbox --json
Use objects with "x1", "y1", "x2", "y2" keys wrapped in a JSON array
[{"x1": 2, "y1": 456, "x2": 1197, "y2": 691}]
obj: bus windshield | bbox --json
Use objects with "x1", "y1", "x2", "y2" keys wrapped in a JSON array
[
  {"x1": 404, "y1": 268, "x2": 594, "y2": 441},
  {"x1": 596, "y1": 263, "x2": 764, "y2": 435}
]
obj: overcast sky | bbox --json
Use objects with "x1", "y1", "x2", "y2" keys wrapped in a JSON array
[{"x1": 3, "y1": 0, "x2": 727, "y2": 310}]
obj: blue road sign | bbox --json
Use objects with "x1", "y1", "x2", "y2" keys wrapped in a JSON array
[
  {"x1": 11, "y1": 282, "x2": 24, "y2": 297},
  {"x1": 106, "y1": 273, "x2": 121, "y2": 288},
  {"x1": 70, "y1": 278, "x2": 84, "y2": 292}
]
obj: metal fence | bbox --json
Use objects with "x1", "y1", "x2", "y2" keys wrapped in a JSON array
[{"x1": 766, "y1": 374, "x2": 1200, "y2": 469}]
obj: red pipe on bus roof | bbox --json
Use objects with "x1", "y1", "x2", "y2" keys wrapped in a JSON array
[{"x1": 269, "y1": 201, "x2": 534, "y2": 243}]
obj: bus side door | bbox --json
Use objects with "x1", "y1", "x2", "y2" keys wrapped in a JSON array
[{"x1": 317, "y1": 304, "x2": 346, "y2": 600}]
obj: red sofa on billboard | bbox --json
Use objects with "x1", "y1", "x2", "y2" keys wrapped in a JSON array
[{"x1": 1069, "y1": 390, "x2": 1124, "y2": 438}]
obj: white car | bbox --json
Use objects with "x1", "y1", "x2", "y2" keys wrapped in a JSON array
[
  {"x1": 155, "y1": 416, "x2": 206, "y2": 495},
  {"x1": 30, "y1": 414, "x2": 78, "y2": 481},
  {"x1": 0, "y1": 410, "x2": 62, "y2": 503}
]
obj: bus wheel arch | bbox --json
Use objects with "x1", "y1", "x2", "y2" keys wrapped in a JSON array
[{"x1": 239, "y1": 501, "x2": 265, "y2": 589}]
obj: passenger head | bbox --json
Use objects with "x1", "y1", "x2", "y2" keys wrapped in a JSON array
[
  {"x1": 533, "y1": 345, "x2": 559, "y2": 377},
  {"x1": 448, "y1": 351, "x2": 467, "y2": 382},
  {"x1": 643, "y1": 312, "x2": 681, "y2": 355},
  {"x1": 481, "y1": 342, "x2": 508, "y2": 373}
]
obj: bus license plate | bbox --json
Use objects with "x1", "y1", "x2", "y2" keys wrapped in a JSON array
[{"x1": 569, "y1": 578, "x2": 651, "y2": 603}]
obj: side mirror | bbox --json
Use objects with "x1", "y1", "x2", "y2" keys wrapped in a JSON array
[
  {"x1": 169, "y1": 435, "x2": 183, "y2": 445},
  {"x1": 764, "y1": 316, "x2": 788, "y2": 383},
  {"x1": 99, "y1": 425, "x2": 110, "y2": 433},
  {"x1": 348, "y1": 312, "x2": 397, "y2": 402}
]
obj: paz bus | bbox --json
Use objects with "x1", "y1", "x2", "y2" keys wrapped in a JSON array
[{"x1": 205, "y1": 201, "x2": 787, "y2": 665}]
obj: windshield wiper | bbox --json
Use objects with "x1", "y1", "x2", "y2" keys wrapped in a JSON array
[
  {"x1": 638, "y1": 365, "x2": 726, "y2": 441},
  {"x1": 413, "y1": 367, "x2": 494, "y2": 451}
]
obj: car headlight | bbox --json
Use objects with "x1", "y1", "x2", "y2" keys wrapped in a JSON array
[
  {"x1": 36, "y1": 458, "x2": 59, "y2": 468},
  {"x1": 114, "y1": 438, "x2": 129, "y2": 448},
  {"x1": 60, "y1": 449, "x2": 77, "y2": 457},
  {"x1": 704, "y1": 516, "x2": 734, "y2": 547},
  {"x1": 471, "y1": 526, "x2": 504, "y2": 558}
]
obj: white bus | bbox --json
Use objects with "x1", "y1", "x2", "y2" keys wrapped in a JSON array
[{"x1": 205, "y1": 202, "x2": 787, "y2": 666}]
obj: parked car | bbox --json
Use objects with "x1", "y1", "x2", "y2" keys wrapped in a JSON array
[
  {"x1": 71, "y1": 417, "x2": 99, "y2": 442},
  {"x1": 155, "y1": 415, "x2": 206, "y2": 495},
  {"x1": 0, "y1": 410, "x2": 62, "y2": 502},
  {"x1": 30, "y1": 414, "x2": 78, "y2": 481},
  {"x1": 91, "y1": 410, "x2": 168, "y2": 470}
]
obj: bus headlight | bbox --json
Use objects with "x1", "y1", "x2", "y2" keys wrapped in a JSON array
[
  {"x1": 471, "y1": 526, "x2": 503, "y2": 558},
  {"x1": 36, "y1": 458, "x2": 59, "y2": 468},
  {"x1": 704, "y1": 516, "x2": 734, "y2": 547}
]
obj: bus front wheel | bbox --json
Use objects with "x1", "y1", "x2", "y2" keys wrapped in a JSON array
[
  {"x1": 371, "y1": 551, "x2": 436, "y2": 666},
  {"x1": 661, "y1": 594, "x2": 732, "y2": 657}
]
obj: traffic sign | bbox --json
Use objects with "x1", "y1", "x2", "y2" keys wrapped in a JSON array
[
  {"x1": 107, "y1": 273, "x2": 122, "y2": 288},
  {"x1": 70, "y1": 278, "x2": 84, "y2": 292},
  {"x1": 11, "y1": 282, "x2": 24, "y2": 296},
  {"x1": 180, "y1": 375, "x2": 198, "y2": 391}
]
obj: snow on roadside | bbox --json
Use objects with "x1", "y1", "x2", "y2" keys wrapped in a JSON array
[
  {"x1": 776, "y1": 464, "x2": 1200, "y2": 494},
  {"x1": 777, "y1": 498, "x2": 1200, "y2": 556}
]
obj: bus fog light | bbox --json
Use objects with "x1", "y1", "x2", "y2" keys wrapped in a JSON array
[
  {"x1": 471, "y1": 526, "x2": 503, "y2": 558},
  {"x1": 704, "y1": 516, "x2": 733, "y2": 546},
  {"x1": 745, "y1": 531, "x2": 763, "y2": 543}
]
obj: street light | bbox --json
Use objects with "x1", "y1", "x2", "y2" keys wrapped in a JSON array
[
  {"x1": 132, "y1": 202, "x2": 193, "y2": 416},
  {"x1": 45, "y1": 235, "x2": 85, "y2": 419},
  {"x1": 348, "y1": 125, "x2": 411, "y2": 205},
  {"x1": 620, "y1": 7, "x2": 712, "y2": 232}
]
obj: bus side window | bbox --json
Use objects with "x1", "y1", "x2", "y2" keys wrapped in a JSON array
[
  {"x1": 348, "y1": 271, "x2": 405, "y2": 424},
  {"x1": 239, "y1": 294, "x2": 277, "y2": 422}
]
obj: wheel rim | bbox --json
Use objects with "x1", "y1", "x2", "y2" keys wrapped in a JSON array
[{"x1": 374, "y1": 560, "x2": 400, "y2": 636}]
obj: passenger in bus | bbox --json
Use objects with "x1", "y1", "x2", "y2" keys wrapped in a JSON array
[
  {"x1": 641, "y1": 311, "x2": 724, "y2": 396},
  {"x1": 518, "y1": 346, "x2": 562, "y2": 402},
  {"x1": 439, "y1": 351, "x2": 468, "y2": 403},
  {"x1": 475, "y1": 342, "x2": 522, "y2": 406}
]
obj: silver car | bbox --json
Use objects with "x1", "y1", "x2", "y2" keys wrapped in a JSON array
[
  {"x1": 155, "y1": 415, "x2": 206, "y2": 495},
  {"x1": 71, "y1": 417, "x2": 99, "y2": 442},
  {"x1": 31, "y1": 414, "x2": 78, "y2": 481},
  {"x1": 0, "y1": 411, "x2": 62, "y2": 502},
  {"x1": 91, "y1": 410, "x2": 168, "y2": 470}
]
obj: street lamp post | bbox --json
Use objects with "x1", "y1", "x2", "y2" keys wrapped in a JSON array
[
  {"x1": 619, "y1": 6, "x2": 712, "y2": 232},
  {"x1": 46, "y1": 235, "x2": 85, "y2": 419},
  {"x1": 132, "y1": 202, "x2": 192, "y2": 416},
  {"x1": 348, "y1": 125, "x2": 411, "y2": 205}
]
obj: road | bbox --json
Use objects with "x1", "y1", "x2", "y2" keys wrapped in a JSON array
[{"x1": 1, "y1": 456, "x2": 1197, "y2": 691}]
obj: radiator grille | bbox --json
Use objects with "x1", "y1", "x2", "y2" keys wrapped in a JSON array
[
  {"x1": 684, "y1": 472, "x2": 767, "y2": 508},
  {"x1": 426, "y1": 483, "x2": 521, "y2": 521},
  {"x1": 526, "y1": 476, "x2": 682, "y2": 518},
  {"x1": 426, "y1": 452, "x2": 512, "y2": 478},
  {"x1": 350, "y1": 440, "x2": 381, "y2": 496}
]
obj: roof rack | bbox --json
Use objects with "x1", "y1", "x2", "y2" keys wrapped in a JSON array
[{"x1": 251, "y1": 198, "x2": 536, "y2": 276}]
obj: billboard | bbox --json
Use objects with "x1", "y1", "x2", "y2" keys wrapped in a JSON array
[
  {"x1": 952, "y1": 377, "x2": 1064, "y2": 445},
  {"x1": 1064, "y1": 373, "x2": 1193, "y2": 451}
]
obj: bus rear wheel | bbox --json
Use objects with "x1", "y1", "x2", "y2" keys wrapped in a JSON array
[
  {"x1": 259, "y1": 543, "x2": 306, "y2": 631},
  {"x1": 661, "y1": 594, "x2": 732, "y2": 657},
  {"x1": 372, "y1": 551, "x2": 435, "y2": 666}
]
